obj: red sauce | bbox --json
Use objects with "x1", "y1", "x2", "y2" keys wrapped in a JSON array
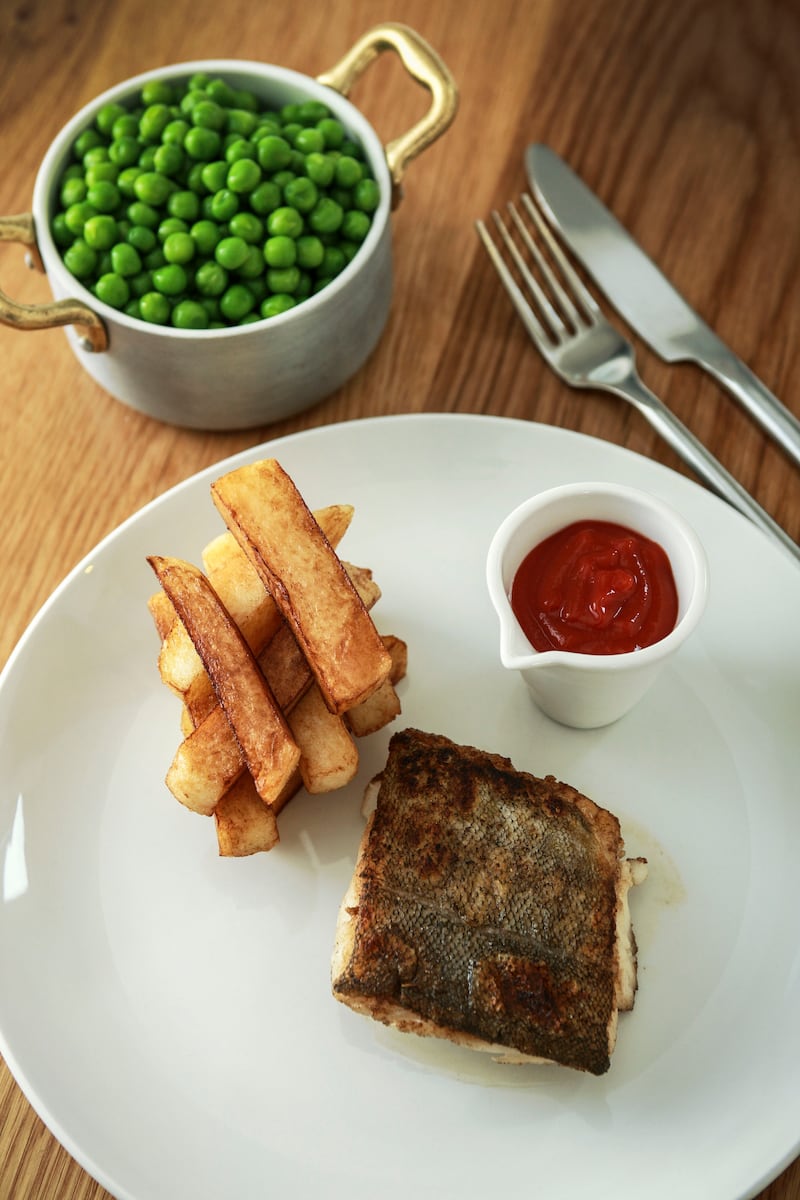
[{"x1": 510, "y1": 520, "x2": 678, "y2": 655}]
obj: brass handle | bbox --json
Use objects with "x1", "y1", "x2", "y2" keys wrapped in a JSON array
[
  {"x1": 0, "y1": 213, "x2": 108, "y2": 352},
  {"x1": 317, "y1": 22, "x2": 458, "y2": 207}
]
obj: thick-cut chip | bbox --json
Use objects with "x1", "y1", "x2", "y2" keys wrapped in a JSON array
[
  {"x1": 152, "y1": 504, "x2": 354, "y2": 710},
  {"x1": 211, "y1": 459, "x2": 392, "y2": 714},
  {"x1": 346, "y1": 636, "x2": 407, "y2": 737},
  {"x1": 148, "y1": 556, "x2": 300, "y2": 810},
  {"x1": 214, "y1": 768, "x2": 303, "y2": 856},
  {"x1": 148, "y1": 590, "x2": 176, "y2": 641},
  {"x1": 288, "y1": 686, "x2": 359, "y2": 794},
  {"x1": 214, "y1": 774, "x2": 281, "y2": 855},
  {"x1": 166, "y1": 622, "x2": 313, "y2": 814},
  {"x1": 166, "y1": 564, "x2": 382, "y2": 813}
]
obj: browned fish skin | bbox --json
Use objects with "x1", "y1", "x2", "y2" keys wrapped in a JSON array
[{"x1": 334, "y1": 729, "x2": 627, "y2": 1075}]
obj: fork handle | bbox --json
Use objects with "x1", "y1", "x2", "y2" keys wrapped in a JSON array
[{"x1": 610, "y1": 372, "x2": 800, "y2": 565}]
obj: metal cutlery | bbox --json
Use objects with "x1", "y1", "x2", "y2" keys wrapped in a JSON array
[
  {"x1": 476, "y1": 194, "x2": 800, "y2": 565},
  {"x1": 527, "y1": 144, "x2": 800, "y2": 471}
]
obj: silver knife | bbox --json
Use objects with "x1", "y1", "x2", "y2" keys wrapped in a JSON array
[{"x1": 526, "y1": 143, "x2": 800, "y2": 470}]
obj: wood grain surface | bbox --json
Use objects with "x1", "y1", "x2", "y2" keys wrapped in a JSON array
[{"x1": 1, "y1": 0, "x2": 798, "y2": 1197}]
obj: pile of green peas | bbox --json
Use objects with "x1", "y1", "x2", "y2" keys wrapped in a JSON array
[{"x1": 50, "y1": 73, "x2": 381, "y2": 329}]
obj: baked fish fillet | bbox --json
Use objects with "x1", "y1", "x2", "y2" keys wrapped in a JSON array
[{"x1": 331, "y1": 728, "x2": 647, "y2": 1075}]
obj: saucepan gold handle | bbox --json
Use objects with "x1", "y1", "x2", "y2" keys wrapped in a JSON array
[
  {"x1": 317, "y1": 22, "x2": 458, "y2": 207},
  {"x1": 0, "y1": 213, "x2": 108, "y2": 352}
]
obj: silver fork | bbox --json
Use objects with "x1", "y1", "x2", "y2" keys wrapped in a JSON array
[{"x1": 476, "y1": 194, "x2": 800, "y2": 565}]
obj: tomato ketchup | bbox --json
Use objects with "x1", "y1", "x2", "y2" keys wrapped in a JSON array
[{"x1": 510, "y1": 520, "x2": 678, "y2": 655}]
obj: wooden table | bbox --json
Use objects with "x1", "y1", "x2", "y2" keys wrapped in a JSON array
[{"x1": 1, "y1": 0, "x2": 797, "y2": 1196}]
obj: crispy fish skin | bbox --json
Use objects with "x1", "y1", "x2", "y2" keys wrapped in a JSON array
[{"x1": 332, "y1": 729, "x2": 645, "y2": 1076}]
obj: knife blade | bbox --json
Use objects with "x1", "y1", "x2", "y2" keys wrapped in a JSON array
[{"x1": 526, "y1": 143, "x2": 800, "y2": 470}]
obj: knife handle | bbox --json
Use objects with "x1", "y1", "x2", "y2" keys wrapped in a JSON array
[
  {"x1": 610, "y1": 373, "x2": 800, "y2": 565},
  {"x1": 699, "y1": 349, "x2": 800, "y2": 471}
]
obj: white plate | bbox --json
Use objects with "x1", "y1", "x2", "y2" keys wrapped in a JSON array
[{"x1": 1, "y1": 414, "x2": 798, "y2": 1200}]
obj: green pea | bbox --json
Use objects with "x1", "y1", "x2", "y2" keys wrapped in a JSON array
[
  {"x1": 109, "y1": 136, "x2": 141, "y2": 167},
  {"x1": 266, "y1": 206, "x2": 303, "y2": 238},
  {"x1": 226, "y1": 109, "x2": 258, "y2": 137},
  {"x1": 214, "y1": 235, "x2": 249, "y2": 270},
  {"x1": 209, "y1": 189, "x2": 239, "y2": 221},
  {"x1": 163, "y1": 231, "x2": 195, "y2": 264},
  {"x1": 85, "y1": 161, "x2": 119, "y2": 186},
  {"x1": 134, "y1": 171, "x2": 172, "y2": 206},
  {"x1": 64, "y1": 201, "x2": 98, "y2": 235},
  {"x1": 152, "y1": 263, "x2": 187, "y2": 295},
  {"x1": 320, "y1": 245, "x2": 346, "y2": 276},
  {"x1": 225, "y1": 138, "x2": 256, "y2": 164},
  {"x1": 124, "y1": 298, "x2": 142, "y2": 319},
  {"x1": 267, "y1": 266, "x2": 300, "y2": 293},
  {"x1": 316, "y1": 117, "x2": 345, "y2": 149},
  {"x1": 171, "y1": 299, "x2": 209, "y2": 329},
  {"x1": 298, "y1": 100, "x2": 330, "y2": 125},
  {"x1": 263, "y1": 234, "x2": 296, "y2": 268},
  {"x1": 63, "y1": 239, "x2": 97, "y2": 279},
  {"x1": 256, "y1": 135, "x2": 291, "y2": 172},
  {"x1": 140, "y1": 104, "x2": 172, "y2": 142},
  {"x1": 227, "y1": 158, "x2": 261, "y2": 194},
  {"x1": 186, "y1": 163, "x2": 208, "y2": 193},
  {"x1": 293, "y1": 127, "x2": 324, "y2": 155},
  {"x1": 261, "y1": 293, "x2": 296, "y2": 318},
  {"x1": 116, "y1": 167, "x2": 143, "y2": 197},
  {"x1": 95, "y1": 272, "x2": 130, "y2": 308},
  {"x1": 206, "y1": 79, "x2": 236, "y2": 107},
  {"x1": 195, "y1": 260, "x2": 228, "y2": 296},
  {"x1": 219, "y1": 283, "x2": 255, "y2": 322},
  {"x1": 158, "y1": 217, "x2": 188, "y2": 240},
  {"x1": 200, "y1": 160, "x2": 229, "y2": 193},
  {"x1": 280, "y1": 102, "x2": 303, "y2": 123},
  {"x1": 341, "y1": 209, "x2": 370, "y2": 242},
  {"x1": 74, "y1": 129, "x2": 104, "y2": 159},
  {"x1": 129, "y1": 269, "x2": 154, "y2": 298},
  {"x1": 228, "y1": 211, "x2": 263, "y2": 244},
  {"x1": 51, "y1": 214, "x2": 74, "y2": 248},
  {"x1": 282, "y1": 177, "x2": 318, "y2": 214},
  {"x1": 86, "y1": 181, "x2": 120, "y2": 213},
  {"x1": 141, "y1": 80, "x2": 175, "y2": 106},
  {"x1": 353, "y1": 177, "x2": 380, "y2": 214},
  {"x1": 112, "y1": 114, "x2": 140, "y2": 140},
  {"x1": 190, "y1": 219, "x2": 222, "y2": 256},
  {"x1": 249, "y1": 180, "x2": 281, "y2": 215},
  {"x1": 335, "y1": 156, "x2": 363, "y2": 188},
  {"x1": 96, "y1": 102, "x2": 127, "y2": 136},
  {"x1": 153, "y1": 143, "x2": 184, "y2": 177},
  {"x1": 184, "y1": 125, "x2": 222, "y2": 161},
  {"x1": 126, "y1": 223, "x2": 156, "y2": 253},
  {"x1": 192, "y1": 99, "x2": 226, "y2": 131},
  {"x1": 61, "y1": 177, "x2": 87, "y2": 207},
  {"x1": 139, "y1": 291, "x2": 171, "y2": 324},
  {"x1": 127, "y1": 200, "x2": 159, "y2": 228},
  {"x1": 295, "y1": 234, "x2": 324, "y2": 269},
  {"x1": 85, "y1": 150, "x2": 111, "y2": 174},
  {"x1": 304, "y1": 152, "x2": 335, "y2": 188},
  {"x1": 110, "y1": 242, "x2": 142, "y2": 276},
  {"x1": 236, "y1": 245, "x2": 267, "y2": 278},
  {"x1": 167, "y1": 190, "x2": 200, "y2": 222},
  {"x1": 308, "y1": 197, "x2": 343, "y2": 234},
  {"x1": 162, "y1": 118, "x2": 190, "y2": 145}
]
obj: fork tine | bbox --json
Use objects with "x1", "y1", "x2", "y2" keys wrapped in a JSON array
[
  {"x1": 520, "y1": 192, "x2": 602, "y2": 320},
  {"x1": 490, "y1": 208, "x2": 563, "y2": 340},
  {"x1": 507, "y1": 202, "x2": 583, "y2": 332},
  {"x1": 475, "y1": 218, "x2": 549, "y2": 346}
]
